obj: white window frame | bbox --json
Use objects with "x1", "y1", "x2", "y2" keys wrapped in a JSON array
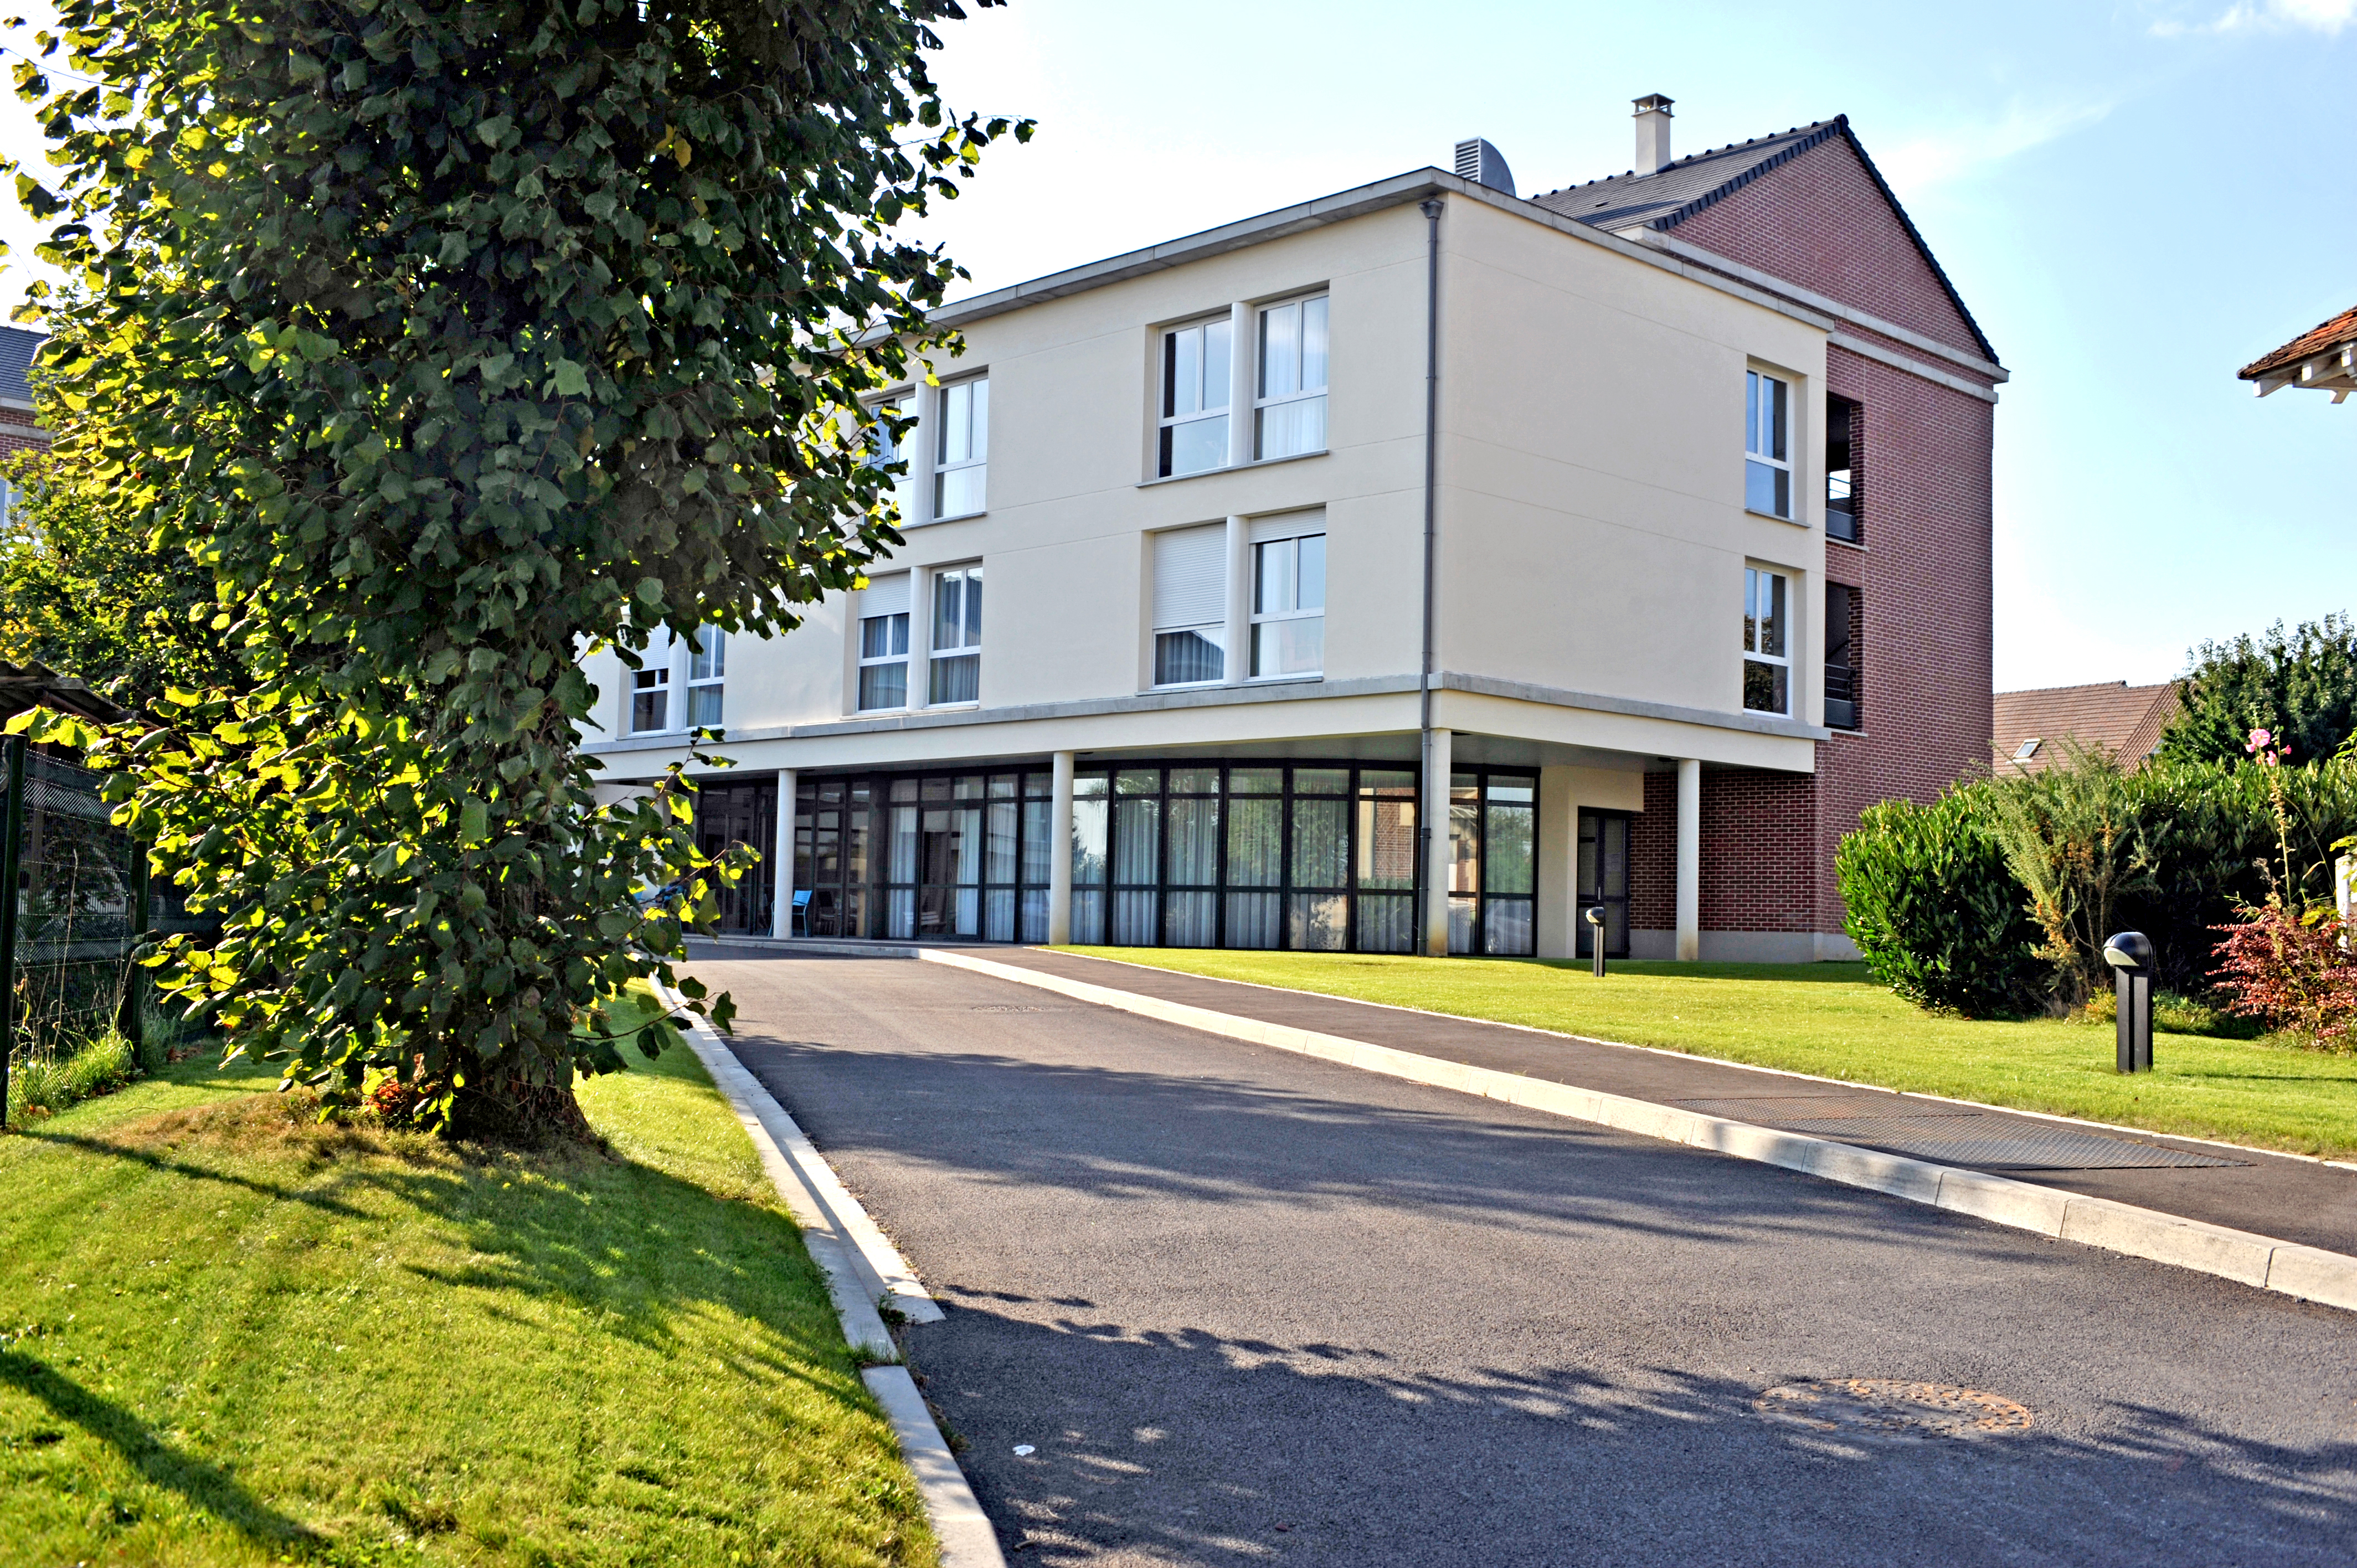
[
  {"x1": 866, "y1": 390, "x2": 919, "y2": 527},
  {"x1": 1150, "y1": 523, "x2": 1228, "y2": 688},
  {"x1": 1159, "y1": 317, "x2": 1232, "y2": 479},
  {"x1": 1249, "y1": 524, "x2": 1326, "y2": 681},
  {"x1": 1743, "y1": 565, "x2": 1792, "y2": 716},
  {"x1": 685, "y1": 628, "x2": 725, "y2": 729},
  {"x1": 928, "y1": 564, "x2": 983, "y2": 705},
  {"x1": 856, "y1": 576, "x2": 912, "y2": 713},
  {"x1": 627, "y1": 629, "x2": 675, "y2": 735},
  {"x1": 934, "y1": 374, "x2": 988, "y2": 520},
  {"x1": 1746, "y1": 368, "x2": 1793, "y2": 520},
  {"x1": 1254, "y1": 293, "x2": 1329, "y2": 461}
]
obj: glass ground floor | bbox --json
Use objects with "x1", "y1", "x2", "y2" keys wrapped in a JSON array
[{"x1": 732, "y1": 756, "x2": 1634, "y2": 958}]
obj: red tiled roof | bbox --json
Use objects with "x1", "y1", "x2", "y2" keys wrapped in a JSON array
[
  {"x1": 2240, "y1": 305, "x2": 2357, "y2": 381},
  {"x1": 1991, "y1": 681, "x2": 2181, "y2": 775}
]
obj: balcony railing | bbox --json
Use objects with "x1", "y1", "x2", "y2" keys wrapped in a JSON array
[{"x1": 1824, "y1": 662, "x2": 1859, "y2": 730}]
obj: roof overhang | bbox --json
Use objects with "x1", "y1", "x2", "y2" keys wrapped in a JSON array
[{"x1": 2250, "y1": 340, "x2": 2355, "y2": 403}]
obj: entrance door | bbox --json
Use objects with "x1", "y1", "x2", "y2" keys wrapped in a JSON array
[
  {"x1": 1575, "y1": 810, "x2": 1630, "y2": 960},
  {"x1": 695, "y1": 778, "x2": 776, "y2": 936}
]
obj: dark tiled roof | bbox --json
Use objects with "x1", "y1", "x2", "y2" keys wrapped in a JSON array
[
  {"x1": 2239, "y1": 305, "x2": 2357, "y2": 381},
  {"x1": 1992, "y1": 682, "x2": 2180, "y2": 776},
  {"x1": 1527, "y1": 115, "x2": 1998, "y2": 364},
  {"x1": 0, "y1": 325, "x2": 42, "y2": 403}
]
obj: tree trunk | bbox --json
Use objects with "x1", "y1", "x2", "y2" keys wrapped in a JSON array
[{"x1": 447, "y1": 1061, "x2": 591, "y2": 1144}]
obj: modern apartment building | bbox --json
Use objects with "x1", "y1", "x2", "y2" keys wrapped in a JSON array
[{"x1": 582, "y1": 97, "x2": 2005, "y2": 962}]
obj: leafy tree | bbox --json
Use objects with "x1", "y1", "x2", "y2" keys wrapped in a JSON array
[
  {"x1": 9, "y1": 1, "x2": 1025, "y2": 1135},
  {"x1": 1983, "y1": 742, "x2": 2158, "y2": 1005},
  {"x1": 0, "y1": 447, "x2": 244, "y2": 710},
  {"x1": 2159, "y1": 614, "x2": 2357, "y2": 767}
]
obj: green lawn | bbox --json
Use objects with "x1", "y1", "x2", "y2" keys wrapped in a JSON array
[
  {"x1": 0, "y1": 1029, "x2": 936, "y2": 1566},
  {"x1": 1061, "y1": 948, "x2": 2357, "y2": 1160}
]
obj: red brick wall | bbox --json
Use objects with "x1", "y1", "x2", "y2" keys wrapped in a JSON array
[
  {"x1": 1628, "y1": 135, "x2": 1996, "y2": 942},
  {"x1": 1674, "y1": 134, "x2": 1988, "y2": 360},
  {"x1": 0, "y1": 404, "x2": 48, "y2": 463}
]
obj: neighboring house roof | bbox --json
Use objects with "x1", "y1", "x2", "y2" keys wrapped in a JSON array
[
  {"x1": 1527, "y1": 115, "x2": 1998, "y2": 364},
  {"x1": 0, "y1": 325, "x2": 42, "y2": 404},
  {"x1": 2238, "y1": 304, "x2": 2357, "y2": 401},
  {"x1": 1992, "y1": 682, "x2": 2180, "y2": 776}
]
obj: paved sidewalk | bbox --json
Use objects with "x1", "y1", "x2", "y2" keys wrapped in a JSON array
[{"x1": 933, "y1": 945, "x2": 2357, "y2": 1258}]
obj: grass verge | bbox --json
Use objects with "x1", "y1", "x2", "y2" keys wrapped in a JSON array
[
  {"x1": 1059, "y1": 948, "x2": 2357, "y2": 1160},
  {"x1": 0, "y1": 1030, "x2": 936, "y2": 1566}
]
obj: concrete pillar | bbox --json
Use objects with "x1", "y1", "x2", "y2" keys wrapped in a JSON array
[
  {"x1": 1535, "y1": 765, "x2": 1578, "y2": 961},
  {"x1": 1224, "y1": 513, "x2": 1250, "y2": 685},
  {"x1": 1675, "y1": 757, "x2": 1701, "y2": 962},
  {"x1": 1047, "y1": 750, "x2": 1075, "y2": 945},
  {"x1": 911, "y1": 565, "x2": 936, "y2": 708},
  {"x1": 1421, "y1": 728, "x2": 1454, "y2": 957},
  {"x1": 770, "y1": 768, "x2": 797, "y2": 939}
]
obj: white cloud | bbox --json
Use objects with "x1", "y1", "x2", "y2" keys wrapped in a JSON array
[
  {"x1": 1876, "y1": 100, "x2": 2113, "y2": 195},
  {"x1": 2152, "y1": 0, "x2": 2356, "y2": 37}
]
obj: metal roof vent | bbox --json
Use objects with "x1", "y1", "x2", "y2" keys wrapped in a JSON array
[{"x1": 1453, "y1": 137, "x2": 1516, "y2": 197}]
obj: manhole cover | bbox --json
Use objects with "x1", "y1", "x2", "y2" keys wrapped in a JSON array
[{"x1": 1754, "y1": 1379, "x2": 2033, "y2": 1438}]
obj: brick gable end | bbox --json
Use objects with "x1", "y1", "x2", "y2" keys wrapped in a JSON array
[{"x1": 1671, "y1": 137, "x2": 1985, "y2": 359}]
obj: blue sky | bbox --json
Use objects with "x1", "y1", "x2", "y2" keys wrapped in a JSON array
[
  {"x1": 896, "y1": 0, "x2": 2356, "y2": 691},
  {"x1": 1, "y1": 1, "x2": 2349, "y2": 692}
]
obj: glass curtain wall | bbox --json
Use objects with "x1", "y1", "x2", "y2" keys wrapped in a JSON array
[
  {"x1": 797, "y1": 770, "x2": 1051, "y2": 942},
  {"x1": 1067, "y1": 762, "x2": 1423, "y2": 953},
  {"x1": 793, "y1": 760, "x2": 1531, "y2": 955}
]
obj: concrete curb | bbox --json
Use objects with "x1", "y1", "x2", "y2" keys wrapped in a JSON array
[
  {"x1": 913, "y1": 950, "x2": 2357, "y2": 1316},
  {"x1": 652, "y1": 983, "x2": 1003, "y2": 1567}
]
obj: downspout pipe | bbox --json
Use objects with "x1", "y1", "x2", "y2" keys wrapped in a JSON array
[{"x1": 1417, "y1": 195, "x2": 1443, "y2": 955}]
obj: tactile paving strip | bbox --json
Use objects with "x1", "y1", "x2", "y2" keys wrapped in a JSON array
[{"x1": 1675, "y1": 1094, "x2": 2245, "y2": 1171}]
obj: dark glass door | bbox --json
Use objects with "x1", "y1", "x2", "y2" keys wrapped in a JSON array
[
  {"x1": 696, "y1": 778, "x2": 776, "y2": 936},
  {"x1": 1576, "y1": 810, "x2": 1630, "y2": 959}
]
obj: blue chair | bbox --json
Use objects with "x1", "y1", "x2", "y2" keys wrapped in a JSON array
[{"x1": 791, "y1": 889, "x2": 812, "y2": 937}]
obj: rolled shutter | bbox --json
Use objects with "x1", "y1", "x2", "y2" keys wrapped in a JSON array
[
  {"x1": 862, "y1": 571, "x2": 910, "y2": 618},
  {"x1": 1152, "y1": 525, "x2": 1226, "y2": 631},
  {"x1": 1249, "y1": 507, "x2": 1325, "y2": 544}
]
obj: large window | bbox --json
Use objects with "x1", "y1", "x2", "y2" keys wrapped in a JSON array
[
  {"x1": 1152, "y1": 524, "x2": 1226, "y2": 685},
  {"x1": 867, "y1": 771, "x2": 1053, "y2": 942},
  {"x1": 929, "y1": 565, "x2": 982, "y2": 704},
  {"x1": 1066, "y1": 763, "x2": 1419, "y2": 952},
  {"x1": 934, "y1": 375, "x2": 988, "y2": 519},
  {"x1": 857, "y1": 573, "x2": 911, "y2": 711},
  {"x1": 1159, "y1": 318, "x2": 1231, "y2": 478},
  {"x1": 1255, "y1": 295, "x2": 1328, "y2": 461},
  {"x1": 1250, "y1": 527, "x2": 1325, "y2": 679},
  {"x1": 1744, "y1": 566, "x2": 1791, "y2": 715},
  {"x1": 686, "y1": 630, "x2": 725, "y2": 728},
  {"x1": 1746, "y1": 369, "x2": 1792, "y2": 519}
]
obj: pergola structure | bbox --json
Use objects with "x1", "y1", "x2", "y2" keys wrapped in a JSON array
[{"x1": 2240, "y1": 303, "x2": 2357, "y2": 403}]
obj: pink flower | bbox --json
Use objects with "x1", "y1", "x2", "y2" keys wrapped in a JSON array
[
  {"x1": 2250, "y1": 727, "x2": 2273, "y2": 747},
  {"x1": 2263, "y1": 752, "x2": 2280, "y2": 768}
]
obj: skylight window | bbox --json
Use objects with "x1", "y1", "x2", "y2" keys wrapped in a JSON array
[{"x1": 2014, "y1": 738, "x2": 2041, "y2": 761}]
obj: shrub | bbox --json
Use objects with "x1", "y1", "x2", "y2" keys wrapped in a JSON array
[
  {"x1": 1984, "y1": 743, "x2": 2157, "y2": 1005},
  {"x1": 1838, "y1": 787, "x2": 2046, "y2": 1017},
  {"x1": 2210, "y1": 906, "x2": 2357, "y2": 1050}
]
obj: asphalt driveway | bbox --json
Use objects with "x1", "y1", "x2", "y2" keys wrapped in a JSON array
[{"x1": 689, "y1": 948, "x2": 2357, "y2": 1567}]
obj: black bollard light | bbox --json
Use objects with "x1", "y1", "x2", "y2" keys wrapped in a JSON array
[
  {"x1": 1585, "y1": 905, "x2": 1607, "y2": 978},
  {"x1": 2102, "y1": 930, "x2": 2154, "y2": 1074}
]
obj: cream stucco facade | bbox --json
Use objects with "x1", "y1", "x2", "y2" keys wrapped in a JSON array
[{"x1": 584, "y1": 167, "x2": 1862, "y2": 962}]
